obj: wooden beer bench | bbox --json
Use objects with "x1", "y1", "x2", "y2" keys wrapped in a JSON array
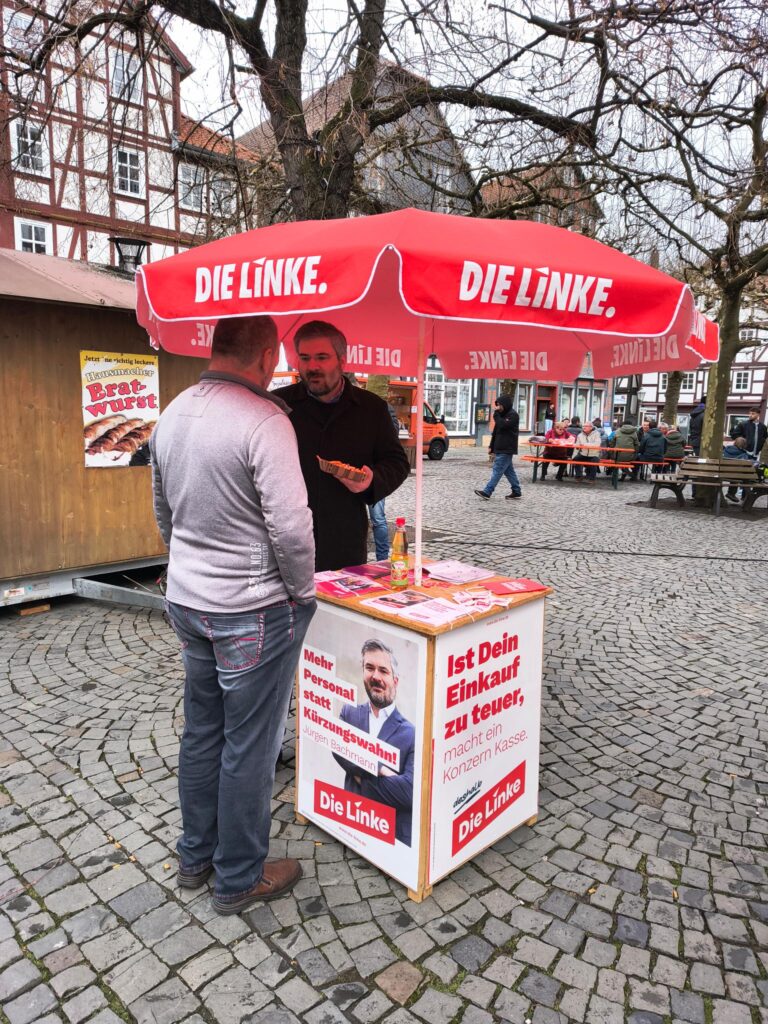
[
  {"x1": 649, "y1": 456, "x2": 768, "y2": 515},
  {"x1": 522, "y1": 442, "x2": 680, "y2": 491}
]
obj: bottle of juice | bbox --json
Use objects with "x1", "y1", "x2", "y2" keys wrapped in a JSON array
[{"x1": 390, "y1": 517, "x2": 408, "y2": 588}]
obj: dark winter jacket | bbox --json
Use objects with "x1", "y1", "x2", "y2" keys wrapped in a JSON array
[
  {"x1": 664, "y1": 430, "x2": 685, "y2": 460},
  {"x1": 638, "y1": 427, "x2": 667, "y2": 463},
  {"x1": 689, "y1": 403, "x2": 705, "y2": 451},
  {"x1": 609, "y1": 424, "x2": 639, "y2": 465},
  {"x1": 489, "y1": 395, "x2": 520, "y2": 456},
  {"x1": 275, "y1": 379, "x2": 410, "y2": 571},
  {"x1": 730, "y1": 418, "x2": 767, "y2": 455},
  {"x1": 722, "y1": 443, "x2": 752, "y2": 462}
]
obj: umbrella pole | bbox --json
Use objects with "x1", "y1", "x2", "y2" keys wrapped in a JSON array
[{"x1": 414, "y1": 321, "x2": 426, "y2": 586}]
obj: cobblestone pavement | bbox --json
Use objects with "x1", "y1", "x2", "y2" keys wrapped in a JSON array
[{"x1": 1, "y1": 447, "x2": 767, "y2": 1024}]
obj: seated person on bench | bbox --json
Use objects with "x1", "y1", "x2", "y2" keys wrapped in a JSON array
[{"x1": 723, "y1": 436, "x2": 753, "y2": 503}]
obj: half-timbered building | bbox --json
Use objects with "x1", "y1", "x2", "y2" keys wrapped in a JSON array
[{"x1": 0, "y1": 3, "x2": 256, "y2": 268}]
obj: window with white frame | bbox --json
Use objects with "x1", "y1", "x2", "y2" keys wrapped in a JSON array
[
  {"x1": 114, "y1": 147, "x2": 142, "y2": 196},
  {"x1": 12, "y1": 120, "x2": 47, "y2": 175},
  {"x1": 14, "y1": 218, "x2": 52, "y2": 254},
  {"x1": 210, "y1": 176, "x2": 235, "y2": 219},
  {"x1": 179, "y1": 162, "x2": 204, "y2": 211},
  {"x1": 3, "y1": 9, "x2": 43, "y2": 56},
  {"x1": 659, "y1": 373, "x2": 668, "y2": 392},
  {"x1": 424, "y1": 361, "x2": 473, "y2": 435},
  {"x1": 112, "y1": 49, "x2": 141, "y2": 103},
  {"x1": 733, "y1": 370, "x2": 750, "y2": 392},
  {"x1": 681, "y1": 372, "x2": 695, "y2": 391}
]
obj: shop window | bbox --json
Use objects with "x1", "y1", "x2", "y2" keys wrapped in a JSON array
[{"x1": 424, "y1": 362, "x2": 472, "y2": 434}]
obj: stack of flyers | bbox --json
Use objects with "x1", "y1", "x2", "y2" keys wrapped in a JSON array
[
  {"x1": 483, "y1": 578, "x2": 548, "y2": 596},
  {"x1": 424, "y1": 560, "x2": 494, "y2": 584},
  {"x1": 314, "y1": 571, "x2": 387, "y2": 598}
]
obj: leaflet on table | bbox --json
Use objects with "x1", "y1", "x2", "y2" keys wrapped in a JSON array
[
  {"x1": 315, "y1": 571, "x2": 387, "y2": 598},
  {"x1": 296, "y1": 606, "x2": 428, "y2": 889},
  {"x1": 424, "y1": 560, "x2": 494, "y2": 584},
  {"x1": 361, "y1": 589, "x2": 432, "y2": 615},
  {"x1": 483, "y1": 578, "x2": 548, "y2": 596}
]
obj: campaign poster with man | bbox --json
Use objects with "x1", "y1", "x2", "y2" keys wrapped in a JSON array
[{"x1": 296, "y1": 604, "x2": 427, "y2": 889}]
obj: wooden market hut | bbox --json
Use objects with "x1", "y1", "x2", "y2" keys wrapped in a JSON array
[{"x1": 0, "y1": 249, "x2": 200, "y2": 606}]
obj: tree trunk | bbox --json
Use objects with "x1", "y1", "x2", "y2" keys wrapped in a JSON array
[
  {"x1": 700, "y1": 289, "x2": 743, "y2": 459},
  {"x1": 661, "y1": 371, "x2": 683, "y2": 424}
]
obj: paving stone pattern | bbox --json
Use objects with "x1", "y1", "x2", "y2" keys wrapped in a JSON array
[{"x1": 1, "y1": 448, "x2": 766, "y2": 1023}]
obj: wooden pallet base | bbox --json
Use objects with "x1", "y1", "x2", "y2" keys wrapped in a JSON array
[
  {"x1": 15, "y1": 603, "x2": 50, "y2": 616},
  {"x1": 524, "y1": 814, "x2": 538, "y2": 827},
  {"x1": 295, "y1": 812, "x2": 308, "y2": 825}
]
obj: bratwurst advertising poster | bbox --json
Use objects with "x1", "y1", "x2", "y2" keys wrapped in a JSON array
[
  {"x1": 297, "y1": 605, "x2": 427, "y2": 889},
  {"x1": 430, "y1": 601, "x2": 544, "y2": 883},
  {"x1": 80, "y1": 351, "x2": 160, "y2": 467}
]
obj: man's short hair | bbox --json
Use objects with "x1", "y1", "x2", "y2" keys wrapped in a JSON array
[
  {"x1": 294, "y1": 320, "x2": 347, "y2": 360},
  {"x1": 648, "y1": 419, "x2": 658, "y2": 429},
  {"x1": 361, "y1": 639, "x2": 398, "y2": 675},
  {"x1": 734, "y1": 436, "x2": 748, "y2": 449},
  {"x1": 211, "y1": 316, "x2": 278, "y2": 366},
  {"x1": 750, "y1": 407, "x2": 761, "y2": 414}
]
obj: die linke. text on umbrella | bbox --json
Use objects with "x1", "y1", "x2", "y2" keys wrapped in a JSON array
[
  {"x1": 194, "y1": 256, "x2": 326, "y2": 303},
  {"x1": 458, "y1": 261, "x2": 616, "y2": 318}
]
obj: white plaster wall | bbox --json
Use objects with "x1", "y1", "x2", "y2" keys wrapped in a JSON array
[
  {"x1": 86, "y1": 231, "x2": 110, "y2": 264},
  {"x1": 84, "y1": 177, "x2": 111, "y2": 217}
]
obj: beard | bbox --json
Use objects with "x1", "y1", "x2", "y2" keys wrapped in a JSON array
[{"x1": 366, "y1": 684, "x2": 393, "y2": 709}]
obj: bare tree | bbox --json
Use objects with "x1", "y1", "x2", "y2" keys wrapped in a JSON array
[{"x1": 509, "y1": 1, "x2": 768, "y2": 461}]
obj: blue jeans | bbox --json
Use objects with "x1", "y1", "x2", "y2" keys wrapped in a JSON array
[
  {"x1": 482, "y1": 454, "x2": 522, "y2": 496},
  {"x1": 368, "y1": 500, "x2": 389, "y2": 561},
  {"x1": 166, "y1": 599, "x2": 316, "y2": 898}
]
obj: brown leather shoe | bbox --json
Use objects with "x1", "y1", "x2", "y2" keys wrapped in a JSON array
[{"x1": 212, "y1": 859, "x2": 303, "y2": 916}]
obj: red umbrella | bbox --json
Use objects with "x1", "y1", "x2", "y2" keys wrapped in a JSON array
[
  {"x1": 136, "y1": 209, "x2": 718, "y2": 578},
  {"x1": 138, "y1": 208, "x2": 717, "y2": 376}
]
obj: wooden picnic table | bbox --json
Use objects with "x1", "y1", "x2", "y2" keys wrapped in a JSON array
[{"x1": 520, "y1": 441, "x2": 681, "y2": 489}]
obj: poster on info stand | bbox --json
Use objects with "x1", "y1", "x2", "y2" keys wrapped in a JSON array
[
  {"x1": 297, "y1": 604, "x2": 428, "y2": 890},
  {"x1": 429, "y1": 601, "x2": 544, "y2": 883}
]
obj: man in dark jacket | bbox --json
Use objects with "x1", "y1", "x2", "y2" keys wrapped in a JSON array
[
  {"x1": 731, "y1": 408, "x2": 767, "y2": 458},
  {"x1": 638, "y1": 420, "x2": 667, "y2": 470},
  {"x1": 724, "y1": 436, "x2": 753, "y2": 503},
  {"x1": 474, "y1": 393, "x2": 522, "y2": 500},
  {"x1": 275, "y1": 321, "x2": 410, "y2": 571},
  {"x1": 689, "y1": 398, "x2": 706, "y2": 455}
]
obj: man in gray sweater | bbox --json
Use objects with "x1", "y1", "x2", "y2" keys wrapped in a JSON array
[{"x1": 150, "y1": 315, "x2": 316, "y2": 915}]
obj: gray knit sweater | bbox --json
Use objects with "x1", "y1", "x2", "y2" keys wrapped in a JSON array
[{"x1": 150, "y1": 372, "x2": 316, "y2": 612}]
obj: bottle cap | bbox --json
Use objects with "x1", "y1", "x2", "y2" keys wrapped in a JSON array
[{"x1": 396, "y1": 517, "x2": 406, "y2": 527}]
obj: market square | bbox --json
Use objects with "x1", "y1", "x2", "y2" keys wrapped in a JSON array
[{"x1": 2, "y1": 450, "x2": 766, "y2": 1024}]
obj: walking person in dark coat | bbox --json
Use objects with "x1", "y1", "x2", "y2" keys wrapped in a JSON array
[
  {"x1": 275, "y1": 321, "x2": 410, "y2": 571},
  {"x1": 730, "y1": 408, "x2": 767, "y2": 459},
  {"x1": 474, "y1": 394, "x2": 522, "y2": 500}
]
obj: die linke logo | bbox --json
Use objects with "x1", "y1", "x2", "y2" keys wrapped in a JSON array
[
  {"x1": 452, "y1": 761, "x2": 526, "y2": 855},
  {"x1": 457, "y1": 261, "x2": 616, "y2": 318},
  {"x1": 194, "y1": 256, "x2": 326, "y2": 303},
  {"x1": 314, "y1": 781, "x2": 396, "y2": 845}
]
